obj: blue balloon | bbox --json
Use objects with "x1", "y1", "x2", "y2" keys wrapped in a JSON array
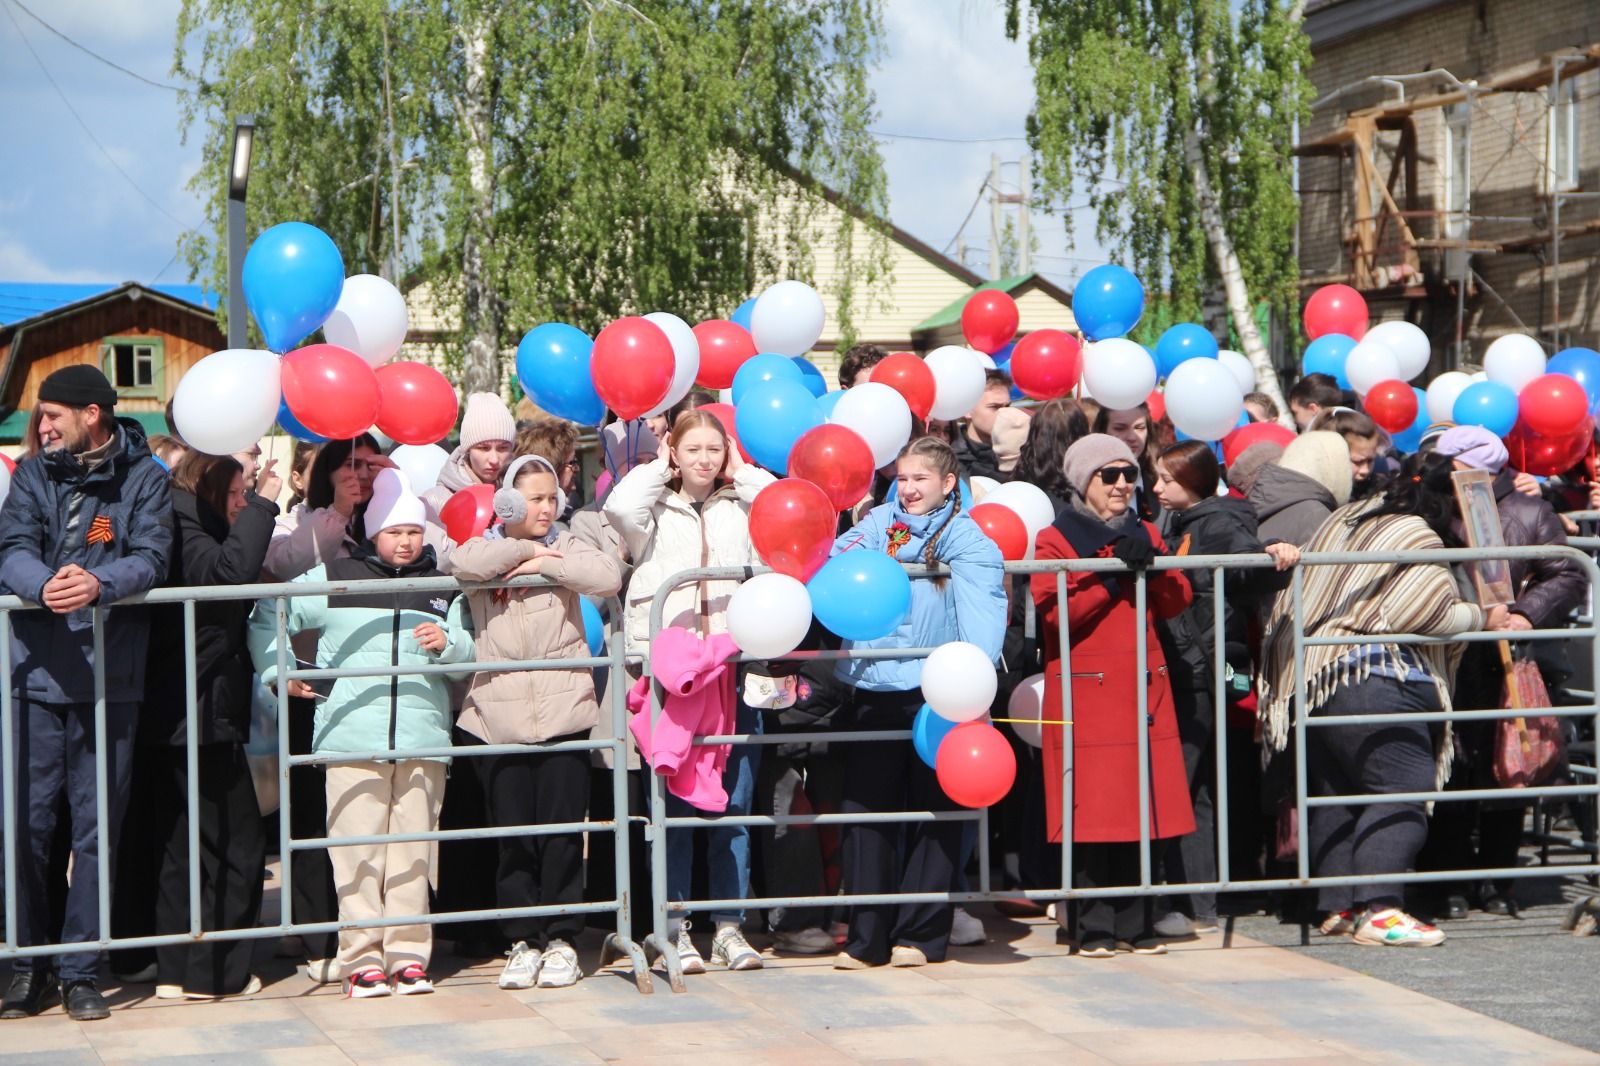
[
  {"x1": 241, "y1": 221, "x2": 345, "y2": 353},
  {"x1": 818, "y1": 389, "x2": 845, "y2": 419},
  {"x1": 276, "y1": 397, "x2": 329, "y2": 443},
  {"x1": 792, "y1": 356, "x2": 828, "y2": 398},
  {"x1": 808, "y1": 550, "x2": 912, "y2": 641},
  {"x1": 1548, "y1": 347, "x2": 1600, "y2": 413},
  {"x1": 1154, "y1": 323, "x2": 1219, "y2": 379},
  {"x1": 912, "y1": 704, "x2": 960, "y2": 769},
  {"x1": 1389, "y1": 387, "x2": 1429, "y2": 453},
  {"x1": 886, "y1": 478, "x2": 974, "y2": 510},
  {"x1": 731, "y1": 297, "x2": 757, "y2": 331},
  {"x1": 991, "y1": 340, "x2": 1015, "y2": 366},
  {"x1": 1073, "y1": 264, "x2": 1145, "y2": 341},
  {"x1": 734, "y1": 380, "x2": 823, "y2": 474},
  {"x1": 732, "y1": 353, "x2": 803, "y2": 405},
  {"x1": 1453, "y1": 380, "x2": 1520, "y2": 438},
  {"x1": 1301, "y1": 334, "x2": 1355, "y2": 389},
  {"x1": 516, "y1": 323, "x2": 605, "y2": 426},
  {"x1": 580, "y1": 597, "x2": 605, "y2": 657}
]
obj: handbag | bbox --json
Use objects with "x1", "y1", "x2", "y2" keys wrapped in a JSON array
[{"x1": 1492, "y1": 645, "x2": 1566, "y2": 789}]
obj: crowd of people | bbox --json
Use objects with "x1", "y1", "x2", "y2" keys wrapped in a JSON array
[{"x1": 0, "y1": 348, "x2": 1592, "y2": 1020}]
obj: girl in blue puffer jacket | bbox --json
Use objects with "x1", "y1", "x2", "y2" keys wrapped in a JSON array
[{"x1": 830, "y1": 435, "x2": 1006, "y2": 970}]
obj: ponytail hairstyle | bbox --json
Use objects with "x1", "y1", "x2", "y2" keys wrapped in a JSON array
[
  {"x1": 898, "y1": 434, "x2": 964, "y2": 571},
  {"x1": 664, "y1": 408, "x2": 732, "y2": 492}
]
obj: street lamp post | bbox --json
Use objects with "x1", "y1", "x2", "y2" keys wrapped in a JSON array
[{"x1": 227, "y1": 116, "x2": 255, "y2": 350}]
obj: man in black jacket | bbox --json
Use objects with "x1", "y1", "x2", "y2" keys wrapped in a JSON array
[
  {"x1": 0, "y1": 365, "x2": 172, "y2": 1022},
  {"x1": 951, "y1": 370, "x2": 1016, "y2": 483}
]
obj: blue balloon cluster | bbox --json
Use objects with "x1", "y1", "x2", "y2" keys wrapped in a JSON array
[
  {"x1": 1453, "y1": 380, "x2": 1520, "y2": 438},
  {"x1": 1155, "y1": 323, "x2": 1219, "y2": 379},
  {"x1": 912, "y1": 704, "x2": 959, "y2": 769},
  {"x1": 1073, "y1": 265, "x2": 1145, "y2": 341},
  {"x1": 808, "y1": 550, "x2": 911, "y2": 641},
  {"x1": 1301, "y1": 333, "x2": 1355, "y2": 389},
  {"x1": 516, "y1": 323, "x2": 605, "y2": 426},
  {"x1": 1549, "y1": 347, "x2": 1600, "y2": 413},
  {"x1": 242, "y1": 221, "x2": 346, "y2": 353},
  {"x1": 732, "y1": 353, "x2": 802, "y2": 405},
  {"x1": 792, "y1": 356, "x2": 828, "y2": 398},
  {"x1": 734, "y1": 380, "x2": 823, "y2": 474}
]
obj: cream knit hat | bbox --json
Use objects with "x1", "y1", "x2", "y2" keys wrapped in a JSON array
[
  {"x1": 1280, "y1": 431, "x2": 1353, "y2": 507},
  {"x1": 458, "y1": 392, "x2": 516, "y2": 450}
]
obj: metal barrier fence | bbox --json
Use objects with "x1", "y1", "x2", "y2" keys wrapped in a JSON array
[{"x1": 3, "y1": 545, "x2": 1598, "y2": 998}]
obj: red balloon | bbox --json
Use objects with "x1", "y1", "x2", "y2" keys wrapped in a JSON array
[
  {"x1": 749, "y1": 478, "x2": 836, "y2": 581},
  {"x1": 592, "y1": 317, "x2": 673, "y2": 420},
  {"x1": 697, "y1": 402, "x2": 753, "y2": 465},
  {"x1": 869, "y1": 353, "x2": 936, "y2": 421},
  {"x1": 374, "y1": 361, "x2": 459, "y2": 446},
  {"x1": 1221, "y1": 420, "x2": 1295, "y2": 466},
  {"x1": 440, "y1": 483, "x2": 496, "y2": 543},
  {"x1": 788, "y1": 424, "x2": 875, "y2": 511},
  {"x1": 281, "y1": 343, "x2": 381, "y2": 440},
  {"x1": 1519, "y1": 373, "x2": 1589, "y2": 439},
  {"x1": 1145, "y1": 389, "x2": 1166, "y2": 425},
  {"x1": 1362, "y1": 379, "x2": 1418, "y2": 434},
  {"x1": 692, "y1": 319, "x2": 758, "y2": 390},
  {"x1": 967, "y1": 502, "x2": 1030, "y2": 561},
  {"x1": 1506, "y1": 416, "x2": 1594, "y2": 477},
  {"x1": 1008, "y1": 329, "x2": 1082, "y2": 400},
  {"x1": 935, "y1": 721, "x2": 1017, "y2": 808},
  {"x1": 1304, "y1": 284, "x2": 1368, "y2": 341},
  {"x1": 961, "y1": 290, "x2": 1020, "y2": 354}
]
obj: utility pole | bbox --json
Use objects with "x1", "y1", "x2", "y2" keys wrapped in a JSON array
[
  {"x1": 1018, "y1": 155, "x2": 1031, "y2": 275},
  {"x1": 989, "y1": 154, "x2": 1004, "y2": 280}
]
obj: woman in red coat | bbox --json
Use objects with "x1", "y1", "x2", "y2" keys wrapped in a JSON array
[{"x1": 1030, "y1": 434, "x2": 1196, "y2": 957}]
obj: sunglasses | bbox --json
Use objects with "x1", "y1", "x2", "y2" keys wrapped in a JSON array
[{"x1": 1096, "y1": 465, "x2": 1139, "y2": 486}]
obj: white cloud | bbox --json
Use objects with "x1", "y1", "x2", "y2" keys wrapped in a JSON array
[{"x1": 0, "y1": 239, "x2": 121, "y2": 283}]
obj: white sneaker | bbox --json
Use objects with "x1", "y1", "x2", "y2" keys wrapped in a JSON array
[
  {"x1": 950, "y1": 907, "x2": 986, "y2": 946},
  {"x1": 184, "y1": 975, "x2": 263, "y2": 1000},
  {"x1": 535, "y1": 940, "x2": 582, "y2": 989},
  {"x1": 498, "y1": 940, "x2": 542, "y2": 990},
  {"x1": 711, "y1": 926, "x2": 763, "y2": 971},
  {"x1": 304, "y1": 958, "x2": 339, "y2": 985},
  {"x1": 771, "y1": 926, "x2": 837, "y2": 955},
  {"x1": 155, "y1": 984, "x2": 184, "y2": 1001},
  {"x1": 674, "y1": 922, "x2": 706, "y2": 975}
]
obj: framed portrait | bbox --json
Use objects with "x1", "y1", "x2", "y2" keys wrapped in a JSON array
[{"x1": 1451, "y1": 469, "x2": 1515, "y2": 606}]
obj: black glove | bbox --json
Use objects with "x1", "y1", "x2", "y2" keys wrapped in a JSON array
[{"x1": 1112, "y1": 534, "x2": 1156, "y2": 571}]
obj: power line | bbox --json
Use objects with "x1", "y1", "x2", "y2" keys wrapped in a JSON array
[
  {"x1": 870, "y1": 129, "x2": 1028, "y2": 144},
  {"x1": 941, "y1": 178, "x2": 993, "y2": 255},
  {"x1": 2, "y1": 1, "x2": 188, "y2": 229},
  {"x1": 6, "y1": 0, "x2": 182, "y2": 91}
]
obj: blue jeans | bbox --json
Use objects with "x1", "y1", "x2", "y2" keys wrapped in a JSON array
[{"x1": 666, "y1": 704, "x2": 762, "y2": 926}]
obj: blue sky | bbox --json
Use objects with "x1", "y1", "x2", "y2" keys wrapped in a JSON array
[{"x1": 0, "y1": 0, "x2": 1106, "y2": 293}]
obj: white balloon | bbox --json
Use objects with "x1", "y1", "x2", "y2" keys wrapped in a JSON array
[
  {"x1": 921, "y1": 641, "x2": 998, "y2": 722},
  {"x1": 981, "y1": 481, "x2": 1055, "y2": 542},
  {"x1": 1081, "y1": 338, "x2": 1157, "y2": 409},
  {"x1": 1006, "y1": 672, "x2": 1047, "y2": 748},
  {"x1": 727, "y1": 573, "x2": 813, "y2": 659},
  {"x1": 1425, "y1": 371, "x2": 1473, "y2": 424},
  {"x1": 924, "y1": 345, "x2": 987, "y2": 421},
  {"x1": 322, "y1": 274, "x2": 409, "y2": 367},
  {"x1": 173, "y1": 349, "x2": 282, "y2": 456},
  {"x1": 1344, "y1": 338, "x2": 1401, "y2": 395},
  {"x1": 1164, "y1": 358, "x2": 1245, "y2": 441},
  {"x1": 750, "y1": 280, "x2": 826, "y2": 357},
  {"x1": 390, "y1": 443, "x2": 451, "y2": 494},
  {"x1": 1365, "y1": 321, "x2": 1431, "y2": 381},
  {"x1": 1483, "y1": 333, "x2": 1546, "y2": 393},
  {"x1": 1217, "y1": 349, "x2": 1256, "y2": 396},
  {"x1": 968, "y1": 475, "x2": 1002, "y2": 502},
  {"x1": 975, "y1": 351, "x2": 997, "y2": 370},
  {"x1": 1470, "y1": 371, "x2": 1488, "y2": 383},
  {"x1": 831, "y1": 382, "x2": 913, "y2": 468},
  {"x1": 641, "y1": 311, "x2": 701, "y2": 418}
]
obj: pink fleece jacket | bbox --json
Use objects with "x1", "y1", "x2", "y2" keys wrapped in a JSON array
[{"x1": 626, "y1": 627, "x2": 740, "y2": 812}]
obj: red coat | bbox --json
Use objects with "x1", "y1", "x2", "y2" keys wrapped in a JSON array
[{"x1": 1030, "y1": 513, "x2": 1196, "y2": 844}]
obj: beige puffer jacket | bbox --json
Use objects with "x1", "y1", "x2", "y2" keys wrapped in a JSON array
[
  {"x1": 603, "y1": 457, "x2": 773, "y2": 658},
  {"x1": 450, "y1": 530, "x2": 623, "y2": 744},
  {"x1": 420, "y1": 445, "x2": 486, "y2": 517}
]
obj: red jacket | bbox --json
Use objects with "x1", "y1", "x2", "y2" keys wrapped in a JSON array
[{"x1": 1030, "y1": 512, "x2": 1197, "y2": 844}]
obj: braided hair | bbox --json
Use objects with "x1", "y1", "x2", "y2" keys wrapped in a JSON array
[{"x1": 898, "y1": 435, "x2": 963, "y2": 574}]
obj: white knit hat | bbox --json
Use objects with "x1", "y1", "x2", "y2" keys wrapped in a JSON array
[
  {"x1": 458, "y1": 392, "x2": 516, "y2": 450},
  {"x1": 1280, "y1": 431, "x2": 1353, "y2": 507},
  {"x1": 365, "y1": 468, "x2": 427, "y2": 537}
]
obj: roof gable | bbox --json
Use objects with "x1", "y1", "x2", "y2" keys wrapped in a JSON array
[{"x1": 0, "y1": 282, "x2": 215, "y2": 329}]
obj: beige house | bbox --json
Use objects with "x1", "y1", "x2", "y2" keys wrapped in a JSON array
[{"x1": 1297, "y1": 0, "x2": 1599, "y2": 371}]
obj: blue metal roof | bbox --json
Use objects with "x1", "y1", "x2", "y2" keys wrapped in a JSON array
[{"x1": 0, "y1": 282, "x2": 216, "y2": 327}]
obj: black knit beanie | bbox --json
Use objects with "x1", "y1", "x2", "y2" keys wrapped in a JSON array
[{"x1": 38, "y1": 365, "x2": 117, "y2": 408}]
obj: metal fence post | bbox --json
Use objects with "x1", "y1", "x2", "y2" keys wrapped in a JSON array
[
  {"x1": 1135, "y1": 572, "x2": 1151, "y2": 889},
  {"x1": 274, "y1": 595, "x2": 293, "y2": 933},
  {"x1": 184, "y1": 599, "x2": 202, "y2": 938},
  {"x1": 1, "y1": 612, "x2": 15, "y2": 951},
  {"x1": 1213, "y1": 565, "x2": 1230, "y2": 889},
  {"x1": 1291, "y1": 567, "x2": 1310, "y2": 884},
  {"x1": 92, "y1": 608, "x2": 111, "y2": 951}
]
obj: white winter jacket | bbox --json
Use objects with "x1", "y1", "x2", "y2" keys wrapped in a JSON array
[{"x1": 603, "y1": 457, "x2": 773, "y2": 658}]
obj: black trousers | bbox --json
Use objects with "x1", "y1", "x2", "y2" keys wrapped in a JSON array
[
  {"x1": 1162, "y1": 687, "x2": 1217, "y2": 920},
  {"x1": 432, "y1": 726, "x2": 501, "y2": 951},
  {"x1": 841, "y1": 690, "x2": 960, "y2": 965},
  {"x1": 1077, "y1": 842, "x2": 1152, "y2": 944},
  {"x1": 470, "y1": 730, "x2": 590, "y2": 948},
  {"x1": 753, "y1": 747, "x2": 844, "y2": 933},
  {"x1": 149, "y1": 744, "x2": 265, "y2": 995},
  {"x1": 286, "y1": 697, "x2": 337, "y2": 960}
]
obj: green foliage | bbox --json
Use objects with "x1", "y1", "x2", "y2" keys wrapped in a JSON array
[
  {"x1": 1005, "y1": 0, "x2": 1309, "y2": 326},
  {"x1": 176, "y1": 0, "x2": 888, "y2": 389}
]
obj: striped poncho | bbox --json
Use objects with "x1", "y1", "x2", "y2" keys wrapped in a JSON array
[{"x1": 1257, "y1": 502, "x2": 1485, "y2": 786}]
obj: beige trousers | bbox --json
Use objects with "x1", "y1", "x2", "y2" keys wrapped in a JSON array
[{"x1": 324, "y1": 759, "x2": 446, "y2": 976}]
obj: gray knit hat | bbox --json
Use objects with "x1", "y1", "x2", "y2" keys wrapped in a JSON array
[{"x1": 1062, "y1": 433, "x2": 1138, "y2": 499}]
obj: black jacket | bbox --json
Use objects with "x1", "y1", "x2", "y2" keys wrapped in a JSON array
[
  {"x1": 141, "y1": 488, "x2": 279, "y2": 747},
  {"x1": 0, "y1": 418, "x2": 172, "y2": 704},
  {"x1": 951, "y1": 431, "x2": 1006, "y2": 484},
  {"x1": 1160, "y1": 495, "x2": 1267, "y2": 697}
]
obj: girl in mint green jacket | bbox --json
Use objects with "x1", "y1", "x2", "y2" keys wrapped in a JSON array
[{"x1": 248, "y1": 469, "x2": 474, "y2": 999}]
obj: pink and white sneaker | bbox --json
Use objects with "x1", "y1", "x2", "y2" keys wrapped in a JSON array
[
  {"x1": 390, "y1": 964, "x2": 434, "y2": 995},
  {"x1": 1353, "y1": 908, "x2": 1445, "y2": 947}
]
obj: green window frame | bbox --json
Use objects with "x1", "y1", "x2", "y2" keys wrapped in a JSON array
[{"x1": 100, "y1": 335, "x2": 165, "y2": 398}]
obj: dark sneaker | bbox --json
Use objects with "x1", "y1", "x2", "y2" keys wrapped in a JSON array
[
  {"x1": 0, "y1": 971, "x2": 55, "y2": 1019},
  {"x1": 61, "y1": 980, "x2": 110, "y2": 1022}
]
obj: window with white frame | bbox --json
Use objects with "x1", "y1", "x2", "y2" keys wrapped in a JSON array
[{"x1": 1548, "y1": 75, "x2": 1578, "y2": 193}]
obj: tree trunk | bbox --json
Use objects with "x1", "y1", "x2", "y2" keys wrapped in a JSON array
[
  {"x1": 1184, "y1": 127, "x2": 1292, "y2": 424},
  {"x1": 459, "y1": 13, "x2": 499, "y2": 396}
]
